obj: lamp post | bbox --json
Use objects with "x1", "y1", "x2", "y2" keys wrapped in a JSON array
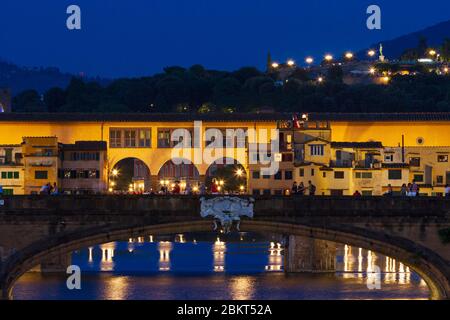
[
  {"x1": 108, "y1": 169, "x2": 119, "y2": 193},
  {"x1": 428, "y1": 49, "x2": 438, "y2": 61}
]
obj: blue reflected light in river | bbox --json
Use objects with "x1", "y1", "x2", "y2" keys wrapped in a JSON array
[{"x1": 13, "y1": 237, "x2": 429, "y2": 300}]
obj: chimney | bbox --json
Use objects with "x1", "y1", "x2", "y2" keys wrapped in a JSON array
[{"x1": 401, "y1": 135, "x2": 405, "y2": 163}]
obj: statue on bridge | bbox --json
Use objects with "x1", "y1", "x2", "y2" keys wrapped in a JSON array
[{"x1": 200, "y1": 196, "x2": 254, "y2": 233}]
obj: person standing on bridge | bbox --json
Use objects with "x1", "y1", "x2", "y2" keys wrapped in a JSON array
[
  {"x1": 308, "y1": 181, "x2": 316, "y2": 196},
  {"x1": 411, "y1": 180, "x2": 419, "y2": 197},
  {"x1": 291, "y1": 182, "x2": 298, "y2": 195},
  {"x1": 185, "y1": 183, "x2": 192, "y2": 195},
  {"x1": 199, "y1": 183, "x2": 206, "y2": 195},
  {"x1": 445, "y1": 184, "x2": 450, "y2": 197},
  {"x1": 51, "y1": 182, "x2": 59, "y2": 195},
  {"x1": 172, "y1": 181, "x2": 181, "y2": 194},
  {"x1": 297, "y1": 182, "x2": 305, "y2": 195},
  {"x1": 400, "y1": 184, "x2": 408, "y2": 196},
  {"x1": 39, "y1": 183, "x2": 49, "y2": 195},
  {"x1": 385, "y1": 184, "x2": 393, "y2": 196}
]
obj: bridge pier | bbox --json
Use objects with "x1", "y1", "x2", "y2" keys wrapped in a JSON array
[
  {"x1": 40, "y1": 253, "x2": 72, "y2": 273},
  {"x1": 0, "y1": 282, "x2": 11, "y2": 300},
  {"x1": 284, "y1": 236, "x2": 336, "y2": 273}
]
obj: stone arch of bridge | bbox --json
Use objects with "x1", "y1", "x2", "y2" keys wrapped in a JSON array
[{"x1": 1, "y1": 220, "x2": 449, "y2": 300}]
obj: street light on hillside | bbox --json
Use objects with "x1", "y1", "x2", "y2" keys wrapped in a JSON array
[{"x1": 324, "y1": 54, "x2": 333, "y2": 62}]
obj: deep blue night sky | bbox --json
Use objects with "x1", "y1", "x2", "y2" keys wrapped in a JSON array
[{"x1": 0, "y1": 0, "x2": 449, "y2": 78}]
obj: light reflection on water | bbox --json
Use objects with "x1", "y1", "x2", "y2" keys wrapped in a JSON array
[{"x1": 13, "y1": 238, "x2": 430, "y2": 300}]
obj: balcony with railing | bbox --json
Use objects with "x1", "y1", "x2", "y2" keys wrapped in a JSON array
[
  {"x1": 354, "y1": 159, "x2": 382, "y2": 169},
  {"x1": 330, "y1": 159, "x2": 353, "y2": 168}
]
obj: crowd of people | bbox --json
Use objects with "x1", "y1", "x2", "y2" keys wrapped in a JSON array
[
  {"x1": 384, "y1": 180, "x2": 420, "y2": 197},
  {"x1": 39, "y1": 182, "x2": 59, "y2": 195},
  {"x1": 291, "y1": 181, "x2": 316, "y2": 195},
  {"x1": 158, "y1": 179, "x2": 240, "y2": 196},
  {"x1": 158, "y1": 180, "x2": 204, "y2": 195},
  {"x1": 0, "y1": 181, "x2": 449, "y2": 197}
]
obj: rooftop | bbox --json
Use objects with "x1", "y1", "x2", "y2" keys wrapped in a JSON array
[
  {"x1": 382, "y1": 163, "x2": 410, "y2": 168},
  {"x1": 0, "y1": 112, "x2": 291, "y2": 123},
  {"x1": 308, "y1": 113, "x2": 450, "y2": 122},
  {"x1": 1, "y1": 112, "x2": 450, "y2": 123},
  {"x1": 61, "y1": 141, "x2": 107, "y2": 151},
  {"x1": 331, "y1": 141, "x2": 383, "y2": 149}
]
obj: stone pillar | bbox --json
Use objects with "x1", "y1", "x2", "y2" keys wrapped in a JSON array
[
  {"x1": 284, "y1": 235, "x2": 336, "y2": 273},
  {"x1": 150, "y1": 174, "x2": 159, "y2": 193},
  {"x1": 0, "y1": 282, "x2": 12, "y2": 300},
  {"x1": 40, "y1": 253, "x2": 72, "y2": 273}
]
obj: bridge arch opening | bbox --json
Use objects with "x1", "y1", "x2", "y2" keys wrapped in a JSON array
[
  {"x1": 205, "y1": 157, "x2": 247, "y2": 194},
  {"x1": 157, "y1": 158, "x2": 200, "y2": 193},
  {"x1": 2, "y1": 220, "x2": 448, "y2": 300},
  {"x1": 110, "y1": 157, "x2": 151, "y2": 193}
]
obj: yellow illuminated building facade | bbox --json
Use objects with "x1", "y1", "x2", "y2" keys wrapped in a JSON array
[
  {"x1": 0, "y1": 113, "x2": 449, "y2": 196},
  {"x1": 22, "y1": 137, "x2": 59, "y2": 194},
  {"x1": 0, "y1": 144, "x2": 24, "y2": 195}
]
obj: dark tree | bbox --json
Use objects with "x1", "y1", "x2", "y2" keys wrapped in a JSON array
[
  {"x1": 13, "y1": 90, "x2": 45, "y2": 112},
  {"x1": 44, "y1": 87, "x2": 66, "y2": 112}
]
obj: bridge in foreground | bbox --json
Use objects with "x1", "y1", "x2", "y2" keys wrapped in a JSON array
[{"x1": 0, "y1": 195, "x2": 449, "y2": 300}]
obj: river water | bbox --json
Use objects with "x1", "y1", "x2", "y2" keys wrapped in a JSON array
[{"x1": 13, "y1": 234, "x2": 430, "y2": 300}]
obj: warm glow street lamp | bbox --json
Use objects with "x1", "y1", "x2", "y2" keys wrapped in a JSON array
[
  {"x1": 271, "y1": 62, "x2": 279, "y2": 68},
  {"x1": 368, "y1": 49, "x2": 376, "y2": 57},
  {"x1": 344, "y1": 52, "x2": 354, "y2": 60},
  {"x1": 108, "y1": 168, "x2": 119, "y2": 194},
  {"x1": 324, "y1": 54, "x2": 333, "y2": 62},
  {"x1": 287, "y1": 59, "x2": 295, "y2": 66},
  {"x1": 305, "y1": 57, "x2": 314, "y2": 65},
  {"x1": 236, "y1": 168, "x2": 243, "y2": 177},
  {"x1": 317, "y1": 76, "x2": 324, "y2": 83}
]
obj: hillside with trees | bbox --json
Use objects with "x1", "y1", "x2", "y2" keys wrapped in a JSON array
[{"x1": 11, "y1": 61, "x2": 450, "y2": 114}]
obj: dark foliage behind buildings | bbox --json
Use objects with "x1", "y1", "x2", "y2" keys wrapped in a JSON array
[{"x1": 11, "y1": 64, "x2": 450, "y2": 114}]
